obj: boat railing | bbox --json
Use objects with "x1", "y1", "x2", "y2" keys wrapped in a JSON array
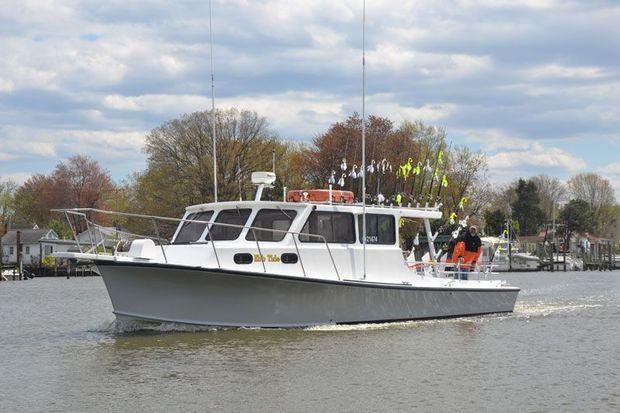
[
  {"x1": 51, "y1": 208, "x2": 340, "y2": 280},
  {"x1": 406, "y1": 260, "x2": 498, "y2": 281},
  {"x1": 292, "y1": 200, "x2": 442, "y2": 212}
]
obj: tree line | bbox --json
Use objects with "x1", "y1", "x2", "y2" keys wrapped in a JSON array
[
  {"x1": 484, "y1": 173, "x2": 617, "y2": 241},
  {"x1": 0, "y1": 107, "x2": 617, "y2": 245}
]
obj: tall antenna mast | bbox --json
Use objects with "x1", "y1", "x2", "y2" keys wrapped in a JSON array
[
  {"x1": 209, "y1": 0, "x2": 218, "y2": 202},
  {"x1": 361, "y1": 0, "x2": 367, "y2": 279}
]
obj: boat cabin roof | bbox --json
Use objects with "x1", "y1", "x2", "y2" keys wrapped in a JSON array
[{"x1": 185, "y1": 200, "x2": 442, "y2": 220}]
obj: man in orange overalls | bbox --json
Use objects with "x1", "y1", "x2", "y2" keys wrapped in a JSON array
[{"x1": 451, "y1": 225, "x2": 482, "y2": 280}]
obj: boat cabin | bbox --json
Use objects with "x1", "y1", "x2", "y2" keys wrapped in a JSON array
[{"x1": 148, "y1": 199, "x2": 441, "y2": 283}]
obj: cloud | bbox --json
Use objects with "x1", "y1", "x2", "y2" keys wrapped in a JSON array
[
  {"x1": 0, "y1": 0, "x2": 619, "y2": 187},
  {"x1": 0, "y1": 152, "x2": 16, "y2": 161},
  {"x1": 462, "y1": 129, "x2": 532, "y2": 151},
  {"x1": 523, "y1": 64, "x2": 606, "y2": 80},
  {"x1": 598, "y1": 161, "x2": 620, "y2": 175},
  {"x1": 487, "y1": 142, "x2": 586, "y2": 173},
  {"x1": 597, "y1": 161, "x2": 620, "y2": 199},
  {"x1": 0, "y1": 171, "x2": 32, "y2": 185}
]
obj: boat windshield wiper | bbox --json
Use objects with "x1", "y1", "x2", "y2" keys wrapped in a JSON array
[{"x1": 277, "y1": 206, "x2": 292, "y2": 221}]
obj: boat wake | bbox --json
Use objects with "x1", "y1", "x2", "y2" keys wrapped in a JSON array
[
  {"x1": 513, "y1": 300, "x2": 603, "y2": 318},
  {"x1": 305, "y1": 300, "x2": 604, "y2": 332},
  {"x1": 93, "y1": 319, "x2": 224, "y2": 334}
]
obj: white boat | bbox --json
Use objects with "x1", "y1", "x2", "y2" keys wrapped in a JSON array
[
  {"x1": 53, "y1": 174, "x2": 519, "y2": 328},
  {"x1": 481, "y1": 236, "x2": 539, "y2": 271}
]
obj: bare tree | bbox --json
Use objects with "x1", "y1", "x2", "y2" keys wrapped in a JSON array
[
  {"x1": 530, "y1": 175, "x2": 567, "y2": 220},
  {"x1": 137, "y1": 108, "x2": 301, "y2": 217},
  {"x1": 489, "y1": 181, "x2": 518, "y2": 217},
  {"x1": 444, "y1": 145, "x2": 488, "y2": 217},
  {"x1": 567, "y1": 173, "x2": 616, "y2": 233}
]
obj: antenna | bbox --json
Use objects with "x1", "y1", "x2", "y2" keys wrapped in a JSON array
[
  {"x1": 361, "y1": 0, "x2": 367, "y2": 280},
  {"x1": 209, "y1": 0, "x2": 218, "y2": 203}
]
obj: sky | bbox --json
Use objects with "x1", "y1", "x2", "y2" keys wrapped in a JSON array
[{"x1": 1, "y1": 0, "x2": 619, "y2": 198}]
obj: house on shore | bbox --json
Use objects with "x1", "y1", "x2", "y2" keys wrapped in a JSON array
[{"x1": 0, "y1": 228, "x2": 74, "y2": 266}]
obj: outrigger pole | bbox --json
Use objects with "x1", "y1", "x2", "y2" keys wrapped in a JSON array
[
  {"x1": 209, "y1": 0, "x2": 218, "y2": 203},
  {"x1": 361, "y1": 0, "x2": 367, "y2": 279}
]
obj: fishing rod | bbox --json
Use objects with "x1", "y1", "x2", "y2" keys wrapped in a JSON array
[
  {"x1": 435, "y1": 142, "x2": 452, "y2": 201},
  {"x1": 427, "y1": 145, "x2": 443, "y2": 199},
  {"x1": 409, "y1": 157, "x2": 421, "y2": 200},
  {"x1": 415, "y1": 144, "x2": 432, "y2": 201}
]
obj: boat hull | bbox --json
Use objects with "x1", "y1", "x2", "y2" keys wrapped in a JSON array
[{"x1": 97, "y1": 262, "x2": 520, "y2": 327}]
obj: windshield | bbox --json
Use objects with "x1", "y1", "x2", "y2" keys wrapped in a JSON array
[
  {"x1": 210, "y1": 209, "x2": 252, "y2": 241},
  {"x1": 172, "y1": 211, "x2": 213, "y2": 244},
  {"x1": 246, "y1": 209, "x2": 297, "y2": 242}
]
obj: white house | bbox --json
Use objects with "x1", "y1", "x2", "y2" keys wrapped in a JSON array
[{"x1": 1, "y1": 228, "x2": 61, "y2": 265}]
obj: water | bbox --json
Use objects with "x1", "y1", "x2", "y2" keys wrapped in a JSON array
[{"x1": 1, "y1": 272, "x2": 619, "y2": 412}]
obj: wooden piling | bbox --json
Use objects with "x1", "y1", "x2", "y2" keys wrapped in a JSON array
[{"x1": 16, "y1": 230, "x2": 23, "y2": 280}]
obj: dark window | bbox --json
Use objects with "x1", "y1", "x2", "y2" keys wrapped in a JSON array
[
  {"x1": 281, "y1": 253, "x2": 298, "y2": 264},
  {"x1": 9, "y1": 247, "x2": 14, "y2": 255},
  {"x1": 211, "y1": 209, "x2": 252, "y2": 241},
  {"x1": 358, "y1": 214, "x2": 396, "y2": 245},
  {"x1": 299, "y1": 211, "x2": 355, "y2": 243},
  {"x1": 233, "y1": 253, "x2": 253, "y2": 264},
  {"x1": 25, "y1": 246, "x2": 30, "y2": 255},
  {"x1": 173, "y1": 211, "x2": 213, "y2": 244},
  {"x1": 246, "y1": 209, "x2": 297, "y2": 242}
]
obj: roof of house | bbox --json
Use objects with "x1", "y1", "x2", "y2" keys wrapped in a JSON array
[
  {"x1": 44, "y1": 239, "x2": 78, "y2": 245},
  {"x1": 574, "y1": 232, "x2": 611, "y2": 242},
  {"x1": 1, "y1": 229, "x2": 58, "y2": 245},
  {"x1": 518, "y1": 231, "x2": 547, "y2": 243}
]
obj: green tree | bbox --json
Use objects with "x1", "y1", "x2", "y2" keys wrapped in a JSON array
[
  {"x1": 559, "y1": 199, "x2": 596, "y2": 236},
  {"x1": 48, "y1": 219, "x2": 74, "y2": 239},
  {"x1": 484, "y1": 209, "x2": 506, "y2": 236},
  {"x1": 511, "y1": 179, "x2": 545, "y2": 236},
  {"x1": 0, "y1": 178, "x2": 17, "y2": 227}
]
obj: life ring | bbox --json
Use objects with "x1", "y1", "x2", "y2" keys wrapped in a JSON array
[{"x1": 408, "y1": 262, "x2": 425, "y2": 270}]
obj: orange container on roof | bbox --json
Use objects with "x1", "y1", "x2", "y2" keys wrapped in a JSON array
[{"x1": 287, "y1": 189, "x2": 354, "y2": 204}]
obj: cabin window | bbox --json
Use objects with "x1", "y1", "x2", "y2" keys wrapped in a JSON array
[
  {"x1": 281, "y1": 253, "x2": 298, "y2": 264},
  {"x1": 211, "y1": 209, "x2": 252, "y2": 241},
  {"x1": 358, "y1": 214, "x2": 396, "y2": 245},
  {"x1": 246, "y1": 209, "x2": 298, "y2": 242},
  {"x1": 299, "y1": 211, "x2": 355, "y2": 243},
  {"x1": 233, "y1": 253, "x2": 253, "y2": 264},
  {"x1": 173, "y1": 211, "x2": 214, "y2": 244}
]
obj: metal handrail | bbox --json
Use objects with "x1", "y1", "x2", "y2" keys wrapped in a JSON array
[
  {"x1": 205, "y1": 223, "x2": 221, "y2": 268},
  {"x1": 406, "y1": 260, "x2": 496, "y2": 281},
  {"x1": 53, "y1": 207, "x2": 341, "y2": 280}
]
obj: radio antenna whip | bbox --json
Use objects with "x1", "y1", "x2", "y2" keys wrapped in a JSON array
[
  {"x1": 209, "y1": 0, "x2": 218, "y2": 202},
  {"x1": 361, "y1": 0, "x2": 367, "y2": 279}
]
